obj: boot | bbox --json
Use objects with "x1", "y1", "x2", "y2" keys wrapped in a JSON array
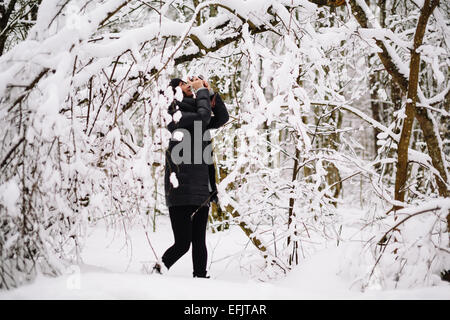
[
  {"x1": 193, "y1": 272, "x2": 210, "y2": 279},
  {"x1": 152, "y1": 262, "x2": 168, "y2": 275}
]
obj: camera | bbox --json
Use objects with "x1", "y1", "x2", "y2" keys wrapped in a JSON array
[
  {"x1": 188, "y1": 75, "x2": 205, "y2": 81},
  {"x1": 188, "y1": 75, "x2": 214, "y2": 96}
]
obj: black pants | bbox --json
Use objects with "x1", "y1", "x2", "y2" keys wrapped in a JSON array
[{"x1": 162, "y1": 204, "x2": 209, "y2": 277}]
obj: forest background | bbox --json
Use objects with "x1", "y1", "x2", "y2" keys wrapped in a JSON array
[{"x1": 0, "y1": 0, "x2": 449, "y2": 294}]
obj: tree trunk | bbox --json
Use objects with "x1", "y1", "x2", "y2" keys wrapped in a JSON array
[
  {"x1": 394, "y1": 0, "x2": 441, "y2": 208},
  {"x1": 0, "y1": 0, "x2": 17, "y2": 56},
  {"x1": 370, "y1": 70, "x2": 382, "y2": 156},
  {"x1": 287, "y1": 147, "x2": 300, "y2": 265},
  {"x1": 348, "y1": 0, "x2": 447, "y2": 207}
]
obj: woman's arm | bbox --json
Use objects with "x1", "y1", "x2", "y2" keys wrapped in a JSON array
[
  {"x1": 207, "y1": 93, "x2": 229, "y2": 129},
  {"x1": 167, "y1": 89, "x2": 212, "y2": 132}
]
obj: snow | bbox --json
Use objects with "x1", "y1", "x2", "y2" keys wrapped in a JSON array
[
  {"x1": 169, "y1": 172, "x2": 179, "y2": 188},
  {"x1": 172, "y1": 130, "x2": 184, "y2": 141},
  {"x1": 0, "y1": 0, "x2": 448, "y2": 301},
  {"x1": 174, "y1": 87, "x2": 184, "y2": 101},
  {"x1": 358, "y1": 28, "x2": 410, "y2": 50},
  {"x1": 0, "y1": 179, "x2": 20, "y2": 216},
  {"x1": 1, "y1": 219, "x2": 448, "y2": 300},
  {"x1": 172, "y1": 110, "x2": 182, "y2": 123}
]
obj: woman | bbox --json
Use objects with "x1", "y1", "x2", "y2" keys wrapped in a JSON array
[{"x1": 153, "y1": 76, "x2": 229, "y2": 278}]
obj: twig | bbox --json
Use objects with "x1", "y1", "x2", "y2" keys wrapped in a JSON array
[
  {"x1": 0, "y1": 136, "x2": 25, "y2": 169},
  {"x1": 8, "y1": 68, "x2": 50, "y2": 112},
  {"x1": 145, "y1": 231, "x2": 159, "y2": 261},
  {"x1": 379, "y1": 206, "x2": 441, "y2": 244}
]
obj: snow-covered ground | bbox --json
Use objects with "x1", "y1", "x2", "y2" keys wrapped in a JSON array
[{"x1": 1, "y1": 216, "x2": 449, "y2": 300}]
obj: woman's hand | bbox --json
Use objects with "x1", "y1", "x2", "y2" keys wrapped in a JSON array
[
  {"x1": 202, "y1": 79, "x2": 210, "y2": 90},
  {"x1": 187, "y1": 77, "x2": 204, "y2": 90}
]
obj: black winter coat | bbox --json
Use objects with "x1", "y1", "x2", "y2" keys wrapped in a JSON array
[{"x1": 164, "y1": 88, "x2": 229, "y2": 208}]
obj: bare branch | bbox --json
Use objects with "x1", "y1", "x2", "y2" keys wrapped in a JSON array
[{"x1": 0, "y1": 136, "x2": 25, "y2": 169}]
